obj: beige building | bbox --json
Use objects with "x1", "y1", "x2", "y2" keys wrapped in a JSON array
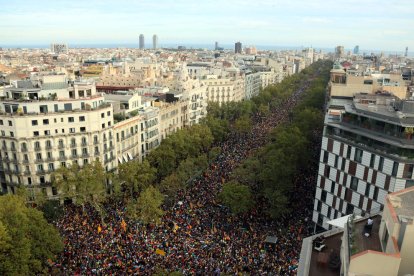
[
  {"x1": 204, "y1": 75, "x2": 245, "y2": 104},
  {"x1": 330, "y1": 66, "x2": 408, "y2": 100},
  {"x1": 0, "y1": 76, "x2": 116, "y2": 197}
]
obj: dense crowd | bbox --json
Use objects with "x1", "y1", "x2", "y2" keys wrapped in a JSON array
[{"x1": 53, "y1": 79, "x2": 322, "y2": 275}]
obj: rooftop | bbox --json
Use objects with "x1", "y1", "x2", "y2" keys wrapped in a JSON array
[
  {"x1": 308, "y1": 232, "x2": 342, "y2": 276},
  {"x1": 388, "y1": 186, "x2": 414, "y2": 218},
  {"x1": 349, "y1": 215, "x2": 382, "y2": 256}
]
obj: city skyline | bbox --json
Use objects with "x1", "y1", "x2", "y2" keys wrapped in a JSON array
[{"x1": 1, "y1": 0, "x2": 413, "y2": 51}]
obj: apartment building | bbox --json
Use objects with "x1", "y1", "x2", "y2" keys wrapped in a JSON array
[
  {"x1": 244, "y1": 71, "x2": 262, "y2": 100},
  {"x1": 313, "y1": 92, "x2": 414, "y2": 230},
  {"x1": 298, "y1": 187, "x2": 414, "y2": 276},
  {"x1": 330, "y1": 63, "x2": 408, "y2": 99},
  {"x1": 0, "y1": 75, "x2": 116, "y2": 196},
  {"x1": 203, "y1": 75, "x2": 245, "y2": 104}
]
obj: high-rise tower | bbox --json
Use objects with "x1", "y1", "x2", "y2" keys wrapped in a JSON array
[
  {"x1": 235, "y1": 42, "x2": 242, "y2": 54},
  {"x1": 139, "y1": 34, "x2": 145, "y2": 49},
  {"x1": 153, "y1": 35, "x2": 158, "y2": 49},
  {"x1": 405, "y1": 47, "x2": 408, "y2": 57}
]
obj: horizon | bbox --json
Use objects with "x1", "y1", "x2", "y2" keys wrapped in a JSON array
[{"x1": 1, "y1": 0, "x2": 413, "y2": 52}]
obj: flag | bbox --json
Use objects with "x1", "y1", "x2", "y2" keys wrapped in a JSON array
[
  {"x1": 173, "y1": 223, "x2": 179, "y2": 233},
  {"x1": 121, "y1": 219, "x2": 127, "y2": 232},
  {"x1": 155, "y1": 249, "x2": 166, "y2": 256},
  {"x1": 98, "y1": 225, "x2": 102, "y2": 233}
]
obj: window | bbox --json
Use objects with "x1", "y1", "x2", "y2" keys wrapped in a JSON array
[
  {"x1": 321, "y1": 190, "x2": 327, "y2": 202},
  {"x1": 47, "y1": 152, "x2": 52, "y2": 159},
  {"x1": 59, "y1": 151, "x2": 65, "y2": 157},
  {"x1": 107, "y1": 111, "x2": 111, "y2": 116},
  {"x1": 94, "y1": 135, "x2": 98, "y2": 144},
  {"x1": 79, "y1": 116, "x2": 85, "y2": 122},
  {"x1": 350, "y1": 177, "x2": 358, "y2": 191},
  {"x1": 33, "y1": 131, "x2": 39, "y2": 136},
  {"x1": 69, "y1": 128, "x2": 75, "y2": 133},
  {"x1": 37, "y1": 164, "x2": 44, "y2": 172},
  {"x1": 392, "y1": 162, "x2": 398, "y2": 177},
  {"x1": 80, "y1": 127, "x2": 86, "y2": 132},
  {"x1": 61, "y1": 162, "x2": 66, "y2": 167},
  {"x1": 331, "y1": 183, "x2": 335, "y2": 193},
  {"x1": 365, "y1": 183, "x2": 370, "y2": 196},
  {"x1": 83, "y1": 159, "x2": 89, "y2": 165},
  {"x1": 370, "y1": 154, "x2": 375, "y2": 168},
  {"x1": 346, "y1": 204, "x2": 354, "y2": 215},
  {"x1": 10, "y1": 131, "x2": 14, "y2": 137},
  {"x1": 323, "y1": 151, "x2": 328, "y2": 163},
  {"x1": 317, "y1": 201, "x2": 322, "y2": 212},
  {"x1": 71, "y1": 138, "x2": 76, "y2": 146},
  {"x1": 347, "y1": 146, "x2": 352, "y2": 159},
  {"x1": 43, "y1": 119, "x2": 49, "y2": 125},
  {"x1": 406, "y1": 180, "x2": 414, "y2": 188},
  {"x1": 46, "y1": 140, "x2": 52, "y2": 149},
  {"x1": 355, "y1": 148, "x2": 363, "y2": 163},
  {"x1": 32, "y1": 120, "x2": 38, "y2": 126},
  {"x1": 1, "y1": 130, "x2": 4, "y2": 136},
  {"x1": 48, "y1": 163, "x2": 54, "y2": 171},
  {"x1": 68, "y1": 117, "x2": 75, "y2": 123},
  {"x1": 82, "y1": 148, "x2": 88, "y2": 155},
  {"x1": 8, "y1": 121, "x2": 12, "y2": 126},
  {"x1": 335, "y1": 156, "x2": 338, "y2": 168},
  {"x1": 378, "y1": 157, "x2": 384, "y2": 171},
  {"x1": 36, "y1": 153, "x2": 42, "y2": 161},
  {"x1": 21, "y1": 143, "x2": 27, "y2": 151},
  {"x1": 102, "y1": 123, "x2": 105, "y2": 129},
  {"x1": 44, "y1": 130, "x2": 50, "y2": 136},
  {"x1": 72, "y1": 149, "x2": 77, "y2": 157},
  {"x1": 101, "y1": 113, "x2": 105, "y2": 118},
  {"x1": 34, "y1": 141, "x2": 40, "y2": 150},
  {"x1": 405, "y1": 164, "x2": 414, "y2": 179},
  {"x1": 0, "y1": 120, "x2": 2, "y2": 125}
]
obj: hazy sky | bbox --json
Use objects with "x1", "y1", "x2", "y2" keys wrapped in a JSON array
[{"x1": 1, "y1": 0, "x2": 413, "y2": 51}]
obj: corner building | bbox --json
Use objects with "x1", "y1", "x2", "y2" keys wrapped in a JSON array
[
  {"x1": 0, "y1": 75, "x2": 116, "y2": 197},
  {"x1": 314, "y1": 93, "x2": 414, "y2": 229}
]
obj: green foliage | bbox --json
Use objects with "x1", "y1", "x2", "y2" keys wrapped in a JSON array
[
  {"x1": 219, "y1": 181, "x2": 254, "y2": 215},
  {"x1": 40, "y1": 200, "x2": 64, "y2": 223},
  {"x1": 127, "y1": 185, "x2": 164, "y2": 225},
  {"x1": 201, "y1": 115, "x2": 230, "y2": 143},
  {"x1": 233, "y1": 115, "x2": 252, "y2": 135},
  {"x1": 118, "y1": 159, "x2": 156, "y2": 197},
  {"x1": 52, "y1": 161, "x2": 107, "y2": 207},
  {"x1": 147, "y1": 124, "x2": 213, "y2": 180},
  {"x1": 0, "y1": 194, "x2": 63, "y2": 275},
  {"x1": 113, "y1": 113, "x2": 126, "y2": 122}
]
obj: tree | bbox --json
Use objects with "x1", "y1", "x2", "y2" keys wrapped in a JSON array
[
  {"x1": 52, "y1": 161, "x2": 107, "y2": 210},
  {"x1": 159, "y1": 172, "x2": 184, "y2": 199},
  {"x1": 147, "y1": 146, "x2": 177, "y2": 180},
  {"x1": 219, "y1": 181, "x2": 254, "y2": 215},
  {"x1": 233, "y1": 115, "x2": 252, "y2": 135},
  {"x1": 118, "y1": 160, "x2": 157, "y2": 197},
  {"x1": 265, "y1": 189, "x2": 289, "y2": 219},
  {"x1": 202, "y1": 115, "x2": 229, "y2": 143},
  {"x1": 127, "y1": 185, "x2": 164, "y2": 225},
  {"x1": 0, "y1": 195, "x2": 63, "y2": 275}
]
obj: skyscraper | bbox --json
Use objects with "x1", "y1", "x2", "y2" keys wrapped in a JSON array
[
  {"x1": 235, "y1": 42, "x2": 242, "y2": 54},
  {"x1": 335, "y1": 45, "x2": 344, "y2": 58},
  {"x1": 405, "y1": 47, "x2": 408, "y2": 57},
  {"x1": 353, "y1": 45, "x2": 359, "y2": 55},
  {"x1": 139, "y1": 34, "x2": 145, "y2": 49},
  {"x1": 215, "y1": 41, "x2": 218, "y2": 50},
  {"x1": 153, "y1": 34, "x2": 158, "y2": 49}
]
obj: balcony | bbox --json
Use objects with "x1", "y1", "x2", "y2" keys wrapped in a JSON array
[
  {"x1": 94, "y1": 140, "x2": 100, "y2": 145},
  {"x1": 45, "y1": 145, "x2": 52, "y2": 150},
  {"x1": 10, "y1": 147, "x2": 17, "y2": 152},
  {"x1": 23, "y1": 170, "x2": 31, "y2": 176},
  {"x1": 94, "y1": 151, "x2": 100, "y2": 156},
  {"x1": 82, "y1": 153, "x2": 89, "y2": 158},
  {"x1": 70, "y1": 143, "x2": 77, "y2": 148},
  {"x1": 58, "y1": 144, "x2": 65, "y2": 149},
  {"x1": 34, "y1": 146, "x2": 42, "y2": 151},
  {"x1": 46, "y1": 157, "x2": 55, "y2": 162},
  {"x1": 58, "y1": 156, "x2": 67, "y2": 161},
  {"x1": 34, "y1": 159, "x2": 43, "y2": 164},
  {"x1": 21, "y1": 147, "x2": 28, "y2": 152},
  {"x1": 81, "y1": 142, "x2": 88, "y2": 146},
  {"x1": 36, "y1": 169, "x2": 46, "y2": 175}
]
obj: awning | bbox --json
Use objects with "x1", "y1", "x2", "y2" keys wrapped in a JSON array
[
  {"x1": 127, "y1": 152, "x2": 133, "y2": 160},
  {"x1": 118, "y1": 157, "x2": 123, "y2": 164},
  {"x1": 327, "y1": 214, "x2": 362, "y2": 229}
]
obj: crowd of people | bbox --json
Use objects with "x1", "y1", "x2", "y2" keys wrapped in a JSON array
[{"x1": 53, "y1": 78, "x2": 322, "y2": 275}]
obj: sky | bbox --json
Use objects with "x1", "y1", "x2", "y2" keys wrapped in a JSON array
[{"x1": 1, "y1": 0, "x2": 413, "y2": 51}]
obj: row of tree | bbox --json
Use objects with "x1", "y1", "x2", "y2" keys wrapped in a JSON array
[{"x1": 218, "y1": 60, "x2": 333, "y2": 217}]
